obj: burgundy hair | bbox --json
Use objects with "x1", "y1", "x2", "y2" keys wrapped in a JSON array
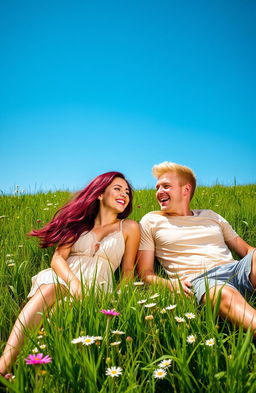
[{"x1": 29, "y1": 172, "x2": 133, "y2": 248}]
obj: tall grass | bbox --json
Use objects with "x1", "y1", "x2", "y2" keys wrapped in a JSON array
[{"x1": 0, "y1": 185, "x2": 256, "y2": 392}]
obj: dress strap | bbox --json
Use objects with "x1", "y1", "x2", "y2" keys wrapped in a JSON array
[{"x1": 119, "y1": 219, "x2": 124, "y2": 231}]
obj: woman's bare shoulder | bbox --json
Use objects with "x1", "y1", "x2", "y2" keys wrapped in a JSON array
[{"x1": 122, "y1": 219, "x2": 139, "y2": 230}]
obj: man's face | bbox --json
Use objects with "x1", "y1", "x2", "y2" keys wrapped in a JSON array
[{"x1": 156, "y1": 172, "x2": 185, "y2": 212}]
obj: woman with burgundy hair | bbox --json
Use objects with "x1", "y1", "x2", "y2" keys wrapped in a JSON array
[{"x1": 0, "y1": 171, "x2": 140, "y2": 377}]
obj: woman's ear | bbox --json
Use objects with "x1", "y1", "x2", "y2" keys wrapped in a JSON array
[{"x1": 98, "y1": 194, "x2": 103, "y2": 201}]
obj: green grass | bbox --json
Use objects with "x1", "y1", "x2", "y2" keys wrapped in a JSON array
[{"x1": 0, "y1": 185, "x2": 256, "y2": 392}]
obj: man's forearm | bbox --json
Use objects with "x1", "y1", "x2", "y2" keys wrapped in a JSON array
[{"x1": 142, "y1": 273, "x2": 173, "y2": 290}]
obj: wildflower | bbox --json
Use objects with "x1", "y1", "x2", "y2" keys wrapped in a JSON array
[
  {"x1": 47, "y1": 203, "x2": 53, "y2": 206},
  {"x1": 186, "y1": 335, "x2": 197, "y2": 344},
  {"x1": 165, "y1": 304, "x2": 177, "y2": 310},
  {"x1": 94, "y1": 336, "x2": 103, "y2": 340},
  {"x1": 137, "y1": 299, "x2": 147, "y2": 304},
  {"x1": 145, "y1": 315, "x2": 154, "y2": 320},
  {"x1": 32, "y1": 347, "x2": 39, "y2": 353},
  {"x1": 106, "y1": 366, "x2": 122, "y2": 377},
  {"x1": 149, "y1": 293, "x2": 160, "y2": 299},
  {"x1": 8, "y1": 263, "x2": 15, "y2": 267},
  {"x1": 205, "y1": 338, "x2": 215, "y2": 347},
  {"x1": 100, "y1": 309, "x2": 120, "y2": 316},
  {"x1": 185, "y1": 313, "x2": 196, "y2": 319},
  {"x1": 174, "y1": 316, "x2": 185, "y2": 323},
  {"x1": 36, "y1": 219, "x2": 41, "y2": 223},
  {"x1": 133, "y1": 281, "x2": 144, "y2": 286},
  {"x1": 160, "y1": 308, "x2": 167, "y2": 314},
  {"x1": 110, "y1": 341, "x2": 121, "y2": 346},
  {"x1": 82, "y1": 336, "x2": 95, "y2": 346},
  {"x1": 37, "y1": 335, "x2": 44, "y2": 339},
  {"x1": 24, "y1": 353, "x2": 52, "y2": 365},
  {"x1": 39, "y1": 344, "x2": 46, "y2": 349},
  {"x1": 158, "y1": 359, "x2": 172, "y2": 368},
  {"x1": 126, "y1": 336, "x2": 133, "y2": 342},
  {"x1": 39, "y1": 370, "x2": 48, "y2": 376},
  {"x1": 43, "y1": 208, "x2": 49, "y2": 211},
  {"x1": 71, "y1": 336, "x2": 87, "y2": 344},
  {"x1": 111, "y1": 330, "x2": 125, "y2": 335},
  {"x1": 153, "y1": 368, "x2": 167, "y2": 379},
  {"x1": 18, "y1": 244, "x2": 23, "y2": 248},
  {"x1": 144, "y1": 303, "x2": 157, "y2": 308}
]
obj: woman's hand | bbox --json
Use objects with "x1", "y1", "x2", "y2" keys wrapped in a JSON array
[{"x1": 69, "y1": 277, "x2": 83, "y2": 299}]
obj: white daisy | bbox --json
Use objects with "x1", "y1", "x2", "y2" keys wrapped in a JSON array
[
  {"x1": 205, "y1": 338, "x2": 215, "y2": 347},
  {"x1": 137, "y1": 299, "x2": 147, "y2": 304},
  {"x1": 174, "y1": 316, "x2": 185, "y2": 323},
  {"x1": 106, "y1": 366, "x2": 123, "y2": 377},
  {"x1": 158, "y1": 359, "x2": 172, "y2": 368},
  {"x1": 165, "y1": 304, "x2": 177, "y2": 310},
  {"x1": 94, "y1": 336, "x2": 103, "y2": 340},
  {"x1": 186, "y1": 335, "x2": 196, "y2": 344},
  {"x1": 185, "y1": 313, "x2": 196, "y2": 319},
  {"x1": 32, "y1": 347, "x2": 39, "y2": 353},
  {"x1": 71, "y1": 336, "x2": 86, "y2": 344},
  {"x1": 133, "y1": 281, "x2": 144, "y2": 286},
  {"x1": 160, "y1": 308, "x2": 167, "y2": 314},
  {"x1": 39, "y1": 344, "x2": 46, "y2": 349},
  {"x1": 144, "y1": 303, "x2": 157, "y2": 308},
  {"x1": 82, "y1": 336, "x2": 96, "y2": 346},
  {"x1": 111, "y1": 330, "x2": 125, "y2": 335},
  {"x1": 110, "y1": 341, "x2": 121, "y2": 346},
  {"x1": 153, "y1": 368, "x2": 167, "y2": 379},
  {"x1": 149, "y1": 293, "x2": 160, "y2": 299}
]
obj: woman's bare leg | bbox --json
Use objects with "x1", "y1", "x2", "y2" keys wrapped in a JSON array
[{"x1": 0, "y1": 283, "x2": 66, "y2": 374}]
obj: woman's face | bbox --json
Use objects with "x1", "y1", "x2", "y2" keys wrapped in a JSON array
[{"x1": 100, "y1": 177, "x2": 130, "y2": 213}]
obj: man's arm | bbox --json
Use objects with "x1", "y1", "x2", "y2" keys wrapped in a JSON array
[
  {"x1": 226, "y1": 236, "x2": 255, "y2": 258},
  {"x1": 137, "y1": 250, "x2": 193, "y2": 296}
]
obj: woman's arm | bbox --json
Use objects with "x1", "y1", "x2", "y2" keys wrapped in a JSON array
[
  {"x1": 121, "y1": 220, "x2": 140, "y2": 281},
  {"x1": 51, "y1": 244, "x2": 82, "y2": 298}
]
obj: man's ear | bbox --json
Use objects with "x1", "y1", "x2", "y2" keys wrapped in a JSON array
[{"x1": 184, "y1": 184, "x2": 192, "y2": 196}]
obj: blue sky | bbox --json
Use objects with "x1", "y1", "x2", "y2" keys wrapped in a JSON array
[{"x1": 0, "y1": 0, "x2": 255, "y2": 193}]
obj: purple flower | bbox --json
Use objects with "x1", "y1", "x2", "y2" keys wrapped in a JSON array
[
  {"x1": 24, "y1": 353, "x2": 52, "y2": 365},
  {"x1": 100, "y1": 309, "x2": 120, "y2": 316}
]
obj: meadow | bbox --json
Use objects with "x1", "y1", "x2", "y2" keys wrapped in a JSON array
[{"x1": 0, "y1": 184, "x2": 256, "y2": 392}]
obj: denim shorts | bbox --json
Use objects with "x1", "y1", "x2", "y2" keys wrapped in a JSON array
[{"x1": 191, "y1": 250, "x2": 256, "y2": 303}]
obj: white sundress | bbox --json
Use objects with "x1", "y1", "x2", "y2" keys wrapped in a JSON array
[{"x1": 27, "y1": 220, "x2": 125, "y2": 297}]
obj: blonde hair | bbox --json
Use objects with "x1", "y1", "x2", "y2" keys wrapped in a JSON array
[{"x1": 152, "y1": 161, "x2": 196, "y2": 199}]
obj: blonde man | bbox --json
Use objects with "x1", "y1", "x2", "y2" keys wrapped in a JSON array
[{"x1": 137, "y1": 161, "x2": 256, "y2": 332}]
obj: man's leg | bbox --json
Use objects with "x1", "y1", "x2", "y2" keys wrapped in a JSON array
[
  {"x1": 202, "y1": 285, "x2": 256, "y2": 333},
  {"x1": 249, "y1": 250, "x2": 256, "y2": 287}
]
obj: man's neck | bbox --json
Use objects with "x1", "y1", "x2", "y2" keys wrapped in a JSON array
[{"x1": 164, "y1": 207, "x2": 193, "y2": 217}]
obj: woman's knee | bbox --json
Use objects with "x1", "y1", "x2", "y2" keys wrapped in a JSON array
[{"x1": 33, "y1": 284, "x2": 62, "y2": 307}]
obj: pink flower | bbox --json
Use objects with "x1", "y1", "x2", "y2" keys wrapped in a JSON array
[
  {"x1": 24, "y1": 353, "x2": 52, "y2": 365},
  {"x1": 100, "y1": 309, "x2": 120, "y2": 316}
]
